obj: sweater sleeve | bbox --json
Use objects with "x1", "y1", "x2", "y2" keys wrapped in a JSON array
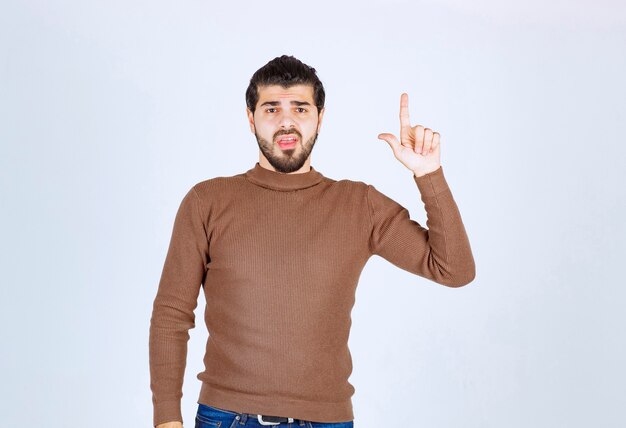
[
  {"x1": 149, "y1": 186, "x2": 209, "y2": 427},
  {"x1": 366, "y1": 165, "x2": 475, "y2": 287}
]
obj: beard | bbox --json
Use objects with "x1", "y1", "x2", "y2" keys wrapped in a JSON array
[{"x1": 254, "y1": 128, "x2": 319, "y2": 174}]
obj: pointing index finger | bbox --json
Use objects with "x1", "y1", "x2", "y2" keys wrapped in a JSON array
[{"x1": 399, "y1": 92, "x2": 410, "y2": 129}]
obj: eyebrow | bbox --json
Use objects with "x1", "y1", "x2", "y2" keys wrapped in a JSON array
[{"x1": 259, "y1": 100, "x2": 312, "y2": 107}]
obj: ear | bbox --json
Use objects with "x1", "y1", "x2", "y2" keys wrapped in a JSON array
[
  {"x1": 316, "y1": 107, "x2": 325, "y2": 133},
  {"x1": 246, "y1": 108, "x2": 255, "y2": 133}
]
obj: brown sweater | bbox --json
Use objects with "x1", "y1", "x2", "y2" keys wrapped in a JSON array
[{"x1": 149, "y1": 162, "x2": 475, "y2": 426}]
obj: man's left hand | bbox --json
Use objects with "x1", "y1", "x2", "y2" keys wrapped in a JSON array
[{"x1": 378, "y1": 92, "x2": 442, "y2": 178}]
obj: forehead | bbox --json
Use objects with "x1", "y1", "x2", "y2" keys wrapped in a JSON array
[{"x1": 256, "y1": 84, "x2": 314, "y2": 103}]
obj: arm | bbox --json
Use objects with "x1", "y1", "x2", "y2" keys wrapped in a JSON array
[
  {"x1": 367, "y1": 165, "x2": 475, "y2": 287},
  {"x1": 373, "y1": 92, "x2": 475, "y2": 286},
  {"x1": 149, "y1": 186, "x2": 209, "y2": 427}
]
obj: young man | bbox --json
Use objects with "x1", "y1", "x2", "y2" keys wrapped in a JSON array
[{"x1": 149, "y1": 55, "x2": 475, "y2": 428}]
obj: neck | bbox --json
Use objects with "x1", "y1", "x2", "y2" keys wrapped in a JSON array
[{"x1": 245, "y1": 162, "x2": 324, "y2": 191}]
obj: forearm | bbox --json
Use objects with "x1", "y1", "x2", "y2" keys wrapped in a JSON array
[
  {"x1": 413, "y1": 166, "x2": 475, "y2": 286},
  {"x1": 149, "y1": 295, "x2": 194, "y2": 425}
]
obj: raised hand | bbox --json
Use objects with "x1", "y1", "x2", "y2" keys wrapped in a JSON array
[{"x1": 378, "y1": 93, "x2": 442, "y2": 177}]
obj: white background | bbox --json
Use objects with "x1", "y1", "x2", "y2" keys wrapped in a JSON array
[{"x1": 1, "y1": 1, "x2": 625, "y2": 427}]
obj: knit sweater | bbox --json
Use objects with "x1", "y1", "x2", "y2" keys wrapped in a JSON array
[{"x1": 149, "y1": 162, "x2": 475, "y2": 426}]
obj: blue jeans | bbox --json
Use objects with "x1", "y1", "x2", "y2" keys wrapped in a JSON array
[{"x1": 195, "y1": 403, "x2": 354, "y2": 428}]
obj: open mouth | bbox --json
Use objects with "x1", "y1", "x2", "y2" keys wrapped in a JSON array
[{"x1": 277, "y1": 134, "x2": 298, "y2": 149}]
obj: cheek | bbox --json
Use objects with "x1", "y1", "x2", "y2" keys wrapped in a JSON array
[
  {"x1": 255, "y1": 121, "x2": 275, "y2": 135},
  {"x1": 302, "y1": 120, "x2": 319, "y2": 135}
]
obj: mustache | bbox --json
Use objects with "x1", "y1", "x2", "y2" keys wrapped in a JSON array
[{"x1": 274, "y1": 129, "x2": 301, "y2": 139}]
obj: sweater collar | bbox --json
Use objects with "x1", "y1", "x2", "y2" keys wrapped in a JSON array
[{"x1": 244, "y1": 162, "x2": 324, "y2": 191}]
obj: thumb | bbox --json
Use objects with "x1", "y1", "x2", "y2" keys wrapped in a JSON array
[{"x1": 378, "y1": 133, "x2": 401, "y2": 153}]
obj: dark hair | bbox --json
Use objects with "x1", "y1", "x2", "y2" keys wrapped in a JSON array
[{"x1": 245, "y1": 55, "x2": 325, "y2": 115}]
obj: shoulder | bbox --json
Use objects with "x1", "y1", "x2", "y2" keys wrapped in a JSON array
[
  {"x1": 190, "y1": 172, "x2": 247, "y2": 198},
  {"x1": 321, "y1": 176, "x2": 369, "y2": 191},
  {"x1": 319, "y1": 177, "x2": 371, "y2": 209}
]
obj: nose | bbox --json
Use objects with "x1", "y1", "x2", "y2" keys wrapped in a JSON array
[{"x1": 277, "y1": 109, "x2": 296, "y2": 130}]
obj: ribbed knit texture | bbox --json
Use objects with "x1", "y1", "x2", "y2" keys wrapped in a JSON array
[{"x1": 149, "y1": 162, "x2": 475, "y2": 426}]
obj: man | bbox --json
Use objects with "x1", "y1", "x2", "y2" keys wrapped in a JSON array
[{"x1": 149, "y1": 55, "x2": 475, "y2": 428}]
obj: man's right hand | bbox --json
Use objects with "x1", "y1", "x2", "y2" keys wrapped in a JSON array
[{"x1": 156, "y1": 421, "x2": 183, "y2": 428}]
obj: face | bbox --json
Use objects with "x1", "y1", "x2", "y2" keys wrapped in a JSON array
[{"x1": 247, "y1": 84, "x2": 324, "y2": 173}]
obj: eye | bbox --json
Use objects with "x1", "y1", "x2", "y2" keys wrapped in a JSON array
[
  {"x1": 296, "y1": 107, "x2": 307, "y2": 113},
  {"x1": 266, "y1": 108, "x2": 277, "y2": 113}
]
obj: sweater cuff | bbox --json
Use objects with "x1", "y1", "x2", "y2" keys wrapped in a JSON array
[
  {"x1": 412, "y1": 165, "x2": 449, "y2": 197},
  {"x1": 153, "y1": 400, "x2": 183, "y2": 427}
]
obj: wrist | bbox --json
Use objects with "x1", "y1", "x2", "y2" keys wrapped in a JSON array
[{"x1": 412, "y1": 166, "x2": 441, "y2": 178}]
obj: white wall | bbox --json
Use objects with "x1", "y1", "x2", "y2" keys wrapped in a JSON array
[{"x1": 1, "y1": 1, "x2": 624, "y2": 427}]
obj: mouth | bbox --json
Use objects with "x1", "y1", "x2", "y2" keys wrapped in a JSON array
[{"x1": 276, "y1": 134, "x2": 299, "y2": 150}]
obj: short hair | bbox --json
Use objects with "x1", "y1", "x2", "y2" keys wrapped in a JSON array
[{"x1": 245, "y1": 55, "x2": 325, "y2": 115}]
